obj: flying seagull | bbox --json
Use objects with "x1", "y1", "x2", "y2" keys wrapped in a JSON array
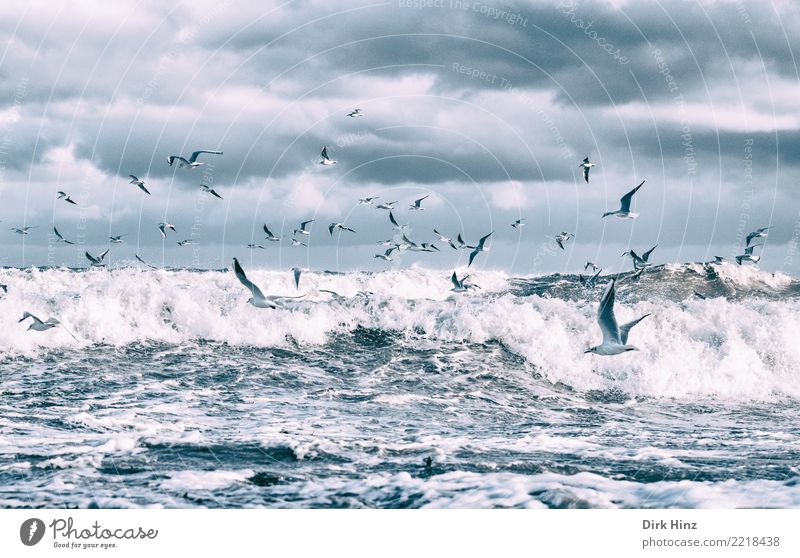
[
  {"x1": 602, "y1": 180, "x2": 645, "y2": 219},
  {"x1": 129, "y1": 175, "x2": 151, "y2": 195},
  {"x1": 359, "y1": 196, "x2": 379, "y2": 205},
  {"x1": 291, "y1": 238, "x2": 308, "y2": 247},
  {"x1": 450, "y1": 271, "x2": 478, "y2": 292},
  {"x1": 433, "y1": 229, "x2": 458, "y2": 250},
  {"x1": 11, "y1": 226, "x2": 37, "y2": 235},
  {"x1": 389, "y1": 211, "x2": 407, "y2": 231},
  {"x1": 555, "y1": 232, "x2": 574, "y2": 250},
  {"x1": 167, "y1": 150, "x2": 223, "y2": 169},
  {"x1": 376, "y1": 200, "x2": 397, "y2": 210},
  {"x1": 746, "y1": 227, "x2": 771, "y2": 247},
  {"x1": 200, "y1": 184, "x2": 223, "y2": 199},
  {"x1": 232, "y1": 257, "x2": 303, "y2": 309},
  {"x1": 319, "y1": 146, "x2": 336, "y2": 166},
  {"x1": 735, "y1": 244, "x2": 762, "y2": 265},
  {"x1": 579, "y1": 268, "x2": 603, "y2": 288},
  {"x1": 57, "y1": 191, "x2": 77, "y2": 205},
  {"x1": 263, "y1": 224, "x2": 281, "y2": 242},
  {"x1": 468, "y1": 232, "x2": 493, "y2": 267},
  {"x1": 579, "y1": 157, "x2": 595, "y2": 183},
  {"x1": 347, "y1": 108, "x2": 364, "y2": 117},
  {"x1": 109, "y1": 234, "x2": 126, "y2": 244},
  {"x1": 177, "y1": 239, "x2": 196, "y2": 246},
  {"x1": 158, "y1": 222, "x2": 177, "y2": 238},
  {"x1": 585, "y1": 279, "x2": 650, "y2": 356},
  {"x1": 53, "y1": 227, "x2": 74, "y2": 245},
  {"x1": 247, "y1": 243, "x2": 265, "y2": 249},
  {"x1": 511, "y1": 219, "x2": 525, "y2": 230},
  {"x1": 409, "y1": 195, "x2": 429, "y2": 211},
  {"x1": 85, "y1": 248, "x2": 110, "y2": 267},
  {"x1": 293, "y1": 220, "x2": 314, "y2": 236},
  {"x1": 291, "y1": 267, "x2": 302, "y2": 289},
  {"x1": 18, "y1": 312, "x2": 78, "y2": 340},
  {"x1": 374, "y1": 247, "x2": 397, "y2": 261},
  {"x1": 622, "y1": 244, "x2": 657, "y2": 270},
  {"x1": 709, "y1": 256, "x2": 724, "y2": 265},
  {"x1": 584, "y1": 261, "x2": 600, "y2": 273},
  {"x1": 329, "y1": 222, "x2": 356, "y2": 235}
]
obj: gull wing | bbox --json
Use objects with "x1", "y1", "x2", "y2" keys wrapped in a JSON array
[
  {"x1": 468, "y1": 248, "x2": 479, "y2": 267},
  {"x1": 389, "y1": 211, "x2": 400, "y2": 227},
  {"x1": 476, "y1": 231, "x2": 493, "y2": 249},
  {"x1": 583, "y1": 165, "x2": 590, "y2": 183},
  {"x1": 619, "y1": 180, "x2": 645, "y2": 213},
  {"x1": 320, "y1": 146, "x2": 330, "y2": 159},
  {"x1": 620, "y1": 313, "x2": 651, "y2": 345},
  {"x1": 451, "y1": 272, "x2": 461, "y2": 289},
  {"x1": 293, "y1": 268, "x2": 301, "y2": 289},
  {"x1": 189, "y1": 150, "x2": 223, "y2": 163},
  {"x1": 641, "y1": 244, "x2": 658, "y2": 262},
  {"x1": 328, "y1": 223, "x2": 336, "y2": 235},
  {"x1": 300, "y1": 219, "x2": 314, "y2": 230},
  {"x1": 597, "y1": 279, "x2": 622, "y2": 345},
  {"x1": 98, "y1": 248, "x2": 110, "y2": 261},
  {"x1": 233, "y1": 258, "x2": 265, "y2": 302}
]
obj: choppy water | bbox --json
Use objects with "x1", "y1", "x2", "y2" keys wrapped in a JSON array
[{"x1": 2, "y1": 262, "x2": 800, "y2": 508}]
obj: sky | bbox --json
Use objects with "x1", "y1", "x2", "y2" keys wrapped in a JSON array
[{"x1": 1, "y1": 0, "x2": 799, "y2": 275}]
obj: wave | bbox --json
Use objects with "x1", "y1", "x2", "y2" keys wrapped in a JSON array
[{"x1": 1, "y1": 263, "x2": 799, "y2": 401}]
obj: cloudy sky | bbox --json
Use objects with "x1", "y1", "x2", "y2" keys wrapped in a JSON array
[{"x1": 1, "y1": 0, "x2": 799, "y2": 275}]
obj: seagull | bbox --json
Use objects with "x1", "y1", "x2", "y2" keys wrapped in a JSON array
[
  {"x1": 622, "y1": 244, "x2": 657, "y2": 270},
  {"x1": 329, "y1": 222, "x2": 356, "y2": 235},
  {"x1": 374, "y1": 247, "x2": 396, "y2": 261},
  {"x1": 409, "y1": 195, "x2": 429, "y2": 211},
  {"x1": 319, "y1": 289, "x2": 346, "y2": 301},
  {"x1": 511, "y1": 219, "x2": 525, "y2": 230},
  {"x1": 418, "y1": 242, "x2": 440, "y2": 252},
  {"x1": 389, "y1": 211, "x2": 407, "y2": 231},
  {"x1": 53, "y1": 227, "x2": 74, "y2": 245},
  {"x1": 579, "y1": 157, "x2": 595, "y2": 183},
  {"x1": 319, "y1": 146, "x2": 336, "y2": 166},
  {"x1": 200, "y1": 184, "x2": 223, "y2": 199},
  {"x1": 468, "y1": 232, "x2": 493, "y2": 267},
  {"x1": 376, "y1": 200, "x2": 397, "y2": 210},
  {"x1": 177, "y1": 239, "x2": 196, "y2": 246},
  {"x1": 735, "y1": 244, "x2": 762, "y2": 265},
  {"x1": 247, "y1": 243, "x2": 265, "y2": 249},
  {"x1": 434, "y1": 229, "x2": 458, "y2": 250},
  {"x1": 18, "y1": 312, "x2": 78, "y2": 340},
  {"x1": 129, "y1": 175, "x2": 151, "y2": 195},
  {"x1": 232, "y1": 257, "x2": 304, "y2": 309},
  {"x1": 57, "y1": 191, "x2": 77, "y2": 205},
  {"x1": 293, "y1": 220, "x2": 314, "y2": 236},
  {"x1": 709, "y1": 256, "x2": 724, "y2": 265},
  {"x1": 555, "y1": 232, "x2": 574, "y2": 250},
  {"x1": 602, "y1": 180, "x2": 645, "y2": 219},
  {"x1": 579, "y1": 268, "x2": 603, "y2": 288},
  {"x1": 347, "y1": 108, "x2": 364, "y2": 117},
  {"x1": 167, "y1": 150, "x2": 223, "y2": 169},
  {"x1": 456, "y1": 233, "x2": 470, "y2": 249},
  {"x1": 136, "y1": 254, "x2": 158, "y2": 269},
  {"x1": 85, "y1": 248, "x2": 110, "y2": 267},
  {"x1": 693, "y1": 290, "x2": 707, "y2": 300},
  {"x1": 291, "y1": 238, "x2": 308, "y2": 247},
  {"x1": 158, "y1": 222, "x2": 176, "y2": 238},
  {"x1": 262, "y1": 224, "x2": 281, "y2": 242},
  {"x1": 584, "y1": 261, "x2": 600, "y2": 273},
  {"x1": 450, "y1": 271, "x2": 478, "y2": 292},
  {"x1": 359, "y1": 196, "x2": 379, "y2": 205},
  {"x1": 746, "y1": 227, "x2": 771, "y2": 247},
  {"x1": 377, "y1": 239, "x2": 396, "y2": 247},
  {"x1": 11, "y1": 226, "x2": 37, "y2": 235},
  {"x1": 585, "y1": 279, "x2": 650, "y2": 356},
  {"x1": 109, "y1": 234, "x2": 126, "y2": 244},
  {"x1": 291, "y1": 267, "x2": 302, "y2": 290}
]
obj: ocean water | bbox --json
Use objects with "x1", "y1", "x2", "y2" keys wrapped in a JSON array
[{"x1": 1, "y1": 262, "x2": 800, "y2": 508}]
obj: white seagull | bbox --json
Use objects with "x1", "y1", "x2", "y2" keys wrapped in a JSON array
[
  {"x1": 247, "y1": 243, "x2": 265, "y2": 250},
  {"x1": 468, "y1": 232, "x2": 493, "y2": 267},
  {"x1": 18, "y1": 312, "x2": 78, "y2": 340},
  {"x1": 584, "y1": 261, "x2": 600, "y2": 273},
  {"x1": 579, "y1": 268, "x2": 603, "y2": 288},
  {"x1": 85, "y1": 248, "x2": 110, "y2": 267},
  {"x1": 177, "y1": 239, "x2": 196, "y2": 246},
  {"x1": 433, "y1": 229, "x2": 458, "y2": 250},
  {"x1": 11, "y1": 226, "x2": 37, "y2": 235},
  {"x1": 200, "y1": 184, "x2": 223, "y2": 199},
  {"x1": 376, "y1": 200, "x2": 397, "y2": 210},
  {"x1": 329, "y1": 222, "x2": 356, "y2": 235},
  {"x1": 167, "y1": 150, "x2": 223, "y2": 169},
  {"x1": 158, "y1": 222, "x2": 177, "y2": 238},
  {"x1": 232, "y1": 257, "x2": 304, "y2": 309},
  {"x1": 555, "y1": 232, "x2": 574, "y2": 250},
  {"x1": 389, "y1": 211, "x2": 407, "y2": 231},
  {"x1": 359, "y1": 196, "x2": 379, "y2": 205},
  {"x1": 622, "y1": 244, "x2": 657, "y2": 270},
  {"x1": 746, "y1": 227, "x2": 771, "y2": 247},
  {"x1": 291, "y1": 238, "x2": 308, "y2": 247},
  {"x1": 450, "y1": 271, "x2": 478, "y2": 292},
  {"x1": 585, "y1": 279, "x2": 650, "y2": 356},
  {"x1": 57, "y1": 191, "x2": 77, "y2": 205},
  {"x1": 263, "y1": 224, "x2": 281, "y2": 242},
  {"x1": 319, "y1": 146, "x2": 336, "y2": 166},
  {"x1": 602, "y1": 180, "x2": 645, "y2": 219},
  {"x1": 109, "y1": 234, "x2": 126, "y2": 244},
  {"x1": 347, "y1": 108, "x2": 364, "y2": 117},
  {"x1": 129, "y1": 175, "x2": 151, "y2": 195},
  {"x1": 736, "y1": 244, "x2": 762, "y2": 265},
  {"x1": 579, "y1": 157, "x2": 595, "y2": 183},
  {"x1": 409, "y1": 195, "x2": 429, "y2": 211},
  {"x1": 135, "y1": 254, "x2": 158, "y2": 269},
  {"x1": 53, "y1": 227, "x2": 74, "y2": 245},
  {"x1": 511, "y1": 219, "x2": 525, "y2": 230},
  {"x1": 293, "y1": 220, "x2": 314, "y2": 236},
  {"x1": 374, "y1": 247, "x2": 397, "y2": 261}
]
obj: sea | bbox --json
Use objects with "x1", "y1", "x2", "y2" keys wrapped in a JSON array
[{"x1": 1, "y1": 262, "x2": 799, "y2": 508}]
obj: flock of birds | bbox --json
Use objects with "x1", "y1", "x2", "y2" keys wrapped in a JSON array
[{"x1": 7, "y1": 108, "x2": 775, "y2": 356}]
